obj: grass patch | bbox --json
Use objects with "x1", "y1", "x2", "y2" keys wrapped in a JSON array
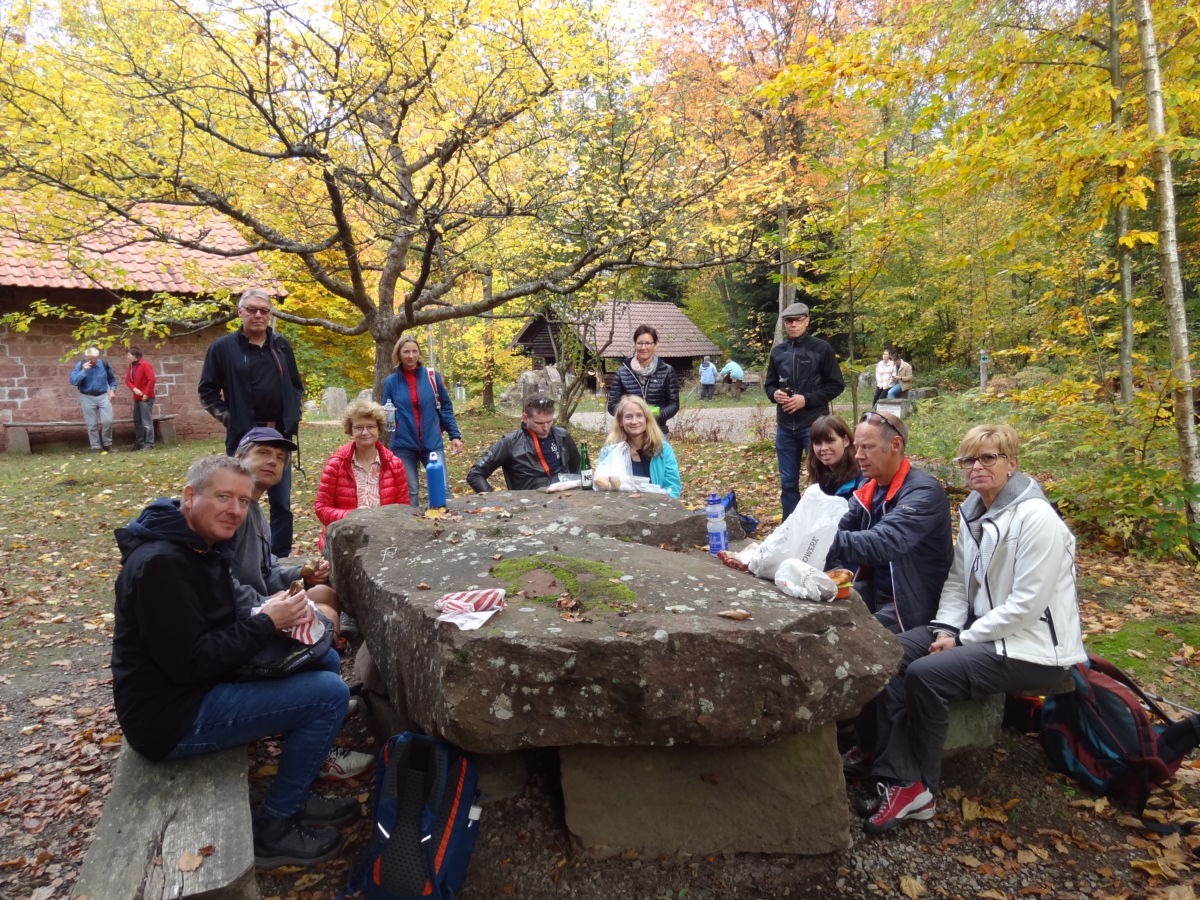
[{"x1": 1084, "y1": 620, "x2": 1200, "y2": 713}]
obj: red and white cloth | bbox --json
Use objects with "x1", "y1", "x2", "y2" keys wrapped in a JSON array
[
  {"x1": 252, "y1": 598, "x2": 326, "y2": 644},
  {"x1": 435, "y1": 589, "x2": 507, "y2": 630}
]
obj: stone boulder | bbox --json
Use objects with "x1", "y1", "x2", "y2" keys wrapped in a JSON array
[
  {"x1": 327, "y1": 490, "x2": 899, "y2": 755},
  {"x1": 497, "y1": 366, "x2": 573, "y2": 412},
  {"x1": 321, "y1": 386, "x2": 347, "y2": 419}
]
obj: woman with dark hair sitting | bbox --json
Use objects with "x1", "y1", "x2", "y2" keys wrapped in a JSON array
[
  {"x1": 805, "y1": 414, "x2": 863, "y2": 498},
  {"x1": 606, "y1": 324, "x2": 680, "y2": 434}
]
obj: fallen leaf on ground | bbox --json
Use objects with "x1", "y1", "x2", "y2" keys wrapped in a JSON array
[{"x1": 899, "y1": 875, "x2": 925, "y2": 899}]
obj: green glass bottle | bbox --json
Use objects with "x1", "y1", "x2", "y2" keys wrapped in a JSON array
[{"x1": 580, "y1": 442, "x2": 593, "y2": 489}]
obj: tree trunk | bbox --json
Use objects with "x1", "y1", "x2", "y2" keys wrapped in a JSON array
[
  {"x1": 1133, "y1": 0, "x2": 1200, "y2": 556},
  {"x1": 482, "y1": 274, "x2": 496, "y2": 411},
  {"x1": 1110, "y1": 0, "x2": 1134, "y2": 406}
]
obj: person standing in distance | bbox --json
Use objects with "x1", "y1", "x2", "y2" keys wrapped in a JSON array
[
  {"x1": 198, "y1": 287, "x2": 304, "y2": 558},
  {"x1": 124, "y1": 346, "x2": 157, "y2": 451},
  {"x1": 69, "y1": 347, "x2": 117, "y2": 453},
  {"x1": 763, "y1": 302, "x2": 845, "y2": 519}
]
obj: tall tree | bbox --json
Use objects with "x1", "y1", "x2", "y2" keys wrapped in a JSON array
[{"x1": 0, "y1": 0, "x2": 756, "y2": 393}]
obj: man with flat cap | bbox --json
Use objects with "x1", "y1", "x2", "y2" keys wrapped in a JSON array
[{"x1": 763, "y1": 302, "x2": 845, "y2": 518}]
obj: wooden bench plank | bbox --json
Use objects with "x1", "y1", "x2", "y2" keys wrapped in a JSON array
[
  {"x1": 4, "y1": 415, "x2": 178, "y2": 453},
  {"x1": 75, "y1": 740, "x2": 258, "y2": 900}
]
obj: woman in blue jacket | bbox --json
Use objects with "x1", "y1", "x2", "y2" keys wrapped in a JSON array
[
  {"x1": 597, "y1": 395, "x2": 682, "y2": 497},
  {"x1": 381, "y1": 336, "x2": 463, "y2": 506}
]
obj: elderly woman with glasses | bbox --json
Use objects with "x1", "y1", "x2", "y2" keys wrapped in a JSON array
[
  {"x1": 856, "y1": 424, "x2": 1086, "y2": 834},
  {"x1": 606, "y1": 324, "x2": 680, "y2": 435},
  {"x1": 314, "y1": 399, "x2": 410, "y2": 550}
]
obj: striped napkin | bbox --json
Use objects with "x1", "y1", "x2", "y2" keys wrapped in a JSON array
[{"x1": 435, "y1": 588, "x2": 507, "y2": 630}]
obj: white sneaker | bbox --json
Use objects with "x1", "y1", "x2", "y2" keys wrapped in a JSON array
[{"x1": 318, "y1": 746, "x2": 374, "y2": 781}]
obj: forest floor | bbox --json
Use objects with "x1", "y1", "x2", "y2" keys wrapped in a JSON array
[{"x1": 2, "y1": 412, "x2": 1199, "y2": 899}]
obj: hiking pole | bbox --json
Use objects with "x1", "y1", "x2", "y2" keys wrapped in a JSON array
[{"x1": 1144, "y1": 691, "x2": 1200, "y2": 717}]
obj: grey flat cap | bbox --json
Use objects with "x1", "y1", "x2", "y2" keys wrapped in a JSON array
[{"x1": 781, "y1": 302, "x2": 810, "y2": 318}]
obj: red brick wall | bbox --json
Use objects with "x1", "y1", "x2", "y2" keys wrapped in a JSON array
[{"x1": 0, "y1": 288, "x2": 229, "y2": 452}]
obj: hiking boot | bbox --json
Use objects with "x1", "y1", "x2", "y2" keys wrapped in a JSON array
[
  {"x1": 299, "y1": 793, "x2": 360, "y2": 826},
  {"x1": 253, "y1": 814, "x2": 341, "y2": 869},
  {"x1": 339, "y1": 612, "x2": 360, "y2": 638},
  {"x1": 863, "y1": 781, "x2": 935, "y2": 834},
  {"x1": 319, "y1": 746, "x2": 374, "y2": 781},
  {"x1": 842, "y1": 745, "x2": 874, "y2": 778}
]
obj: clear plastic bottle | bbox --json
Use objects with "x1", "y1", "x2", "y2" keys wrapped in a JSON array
[
  {"x1": 706, "y1": 491, "x2": 728, "y2": 555},
  {"x1": 426, "y1": 452, "x2": 447, "y2": 508},
  {"x1": 382, "y1": 399, "x2": 396, "y2": 430}
]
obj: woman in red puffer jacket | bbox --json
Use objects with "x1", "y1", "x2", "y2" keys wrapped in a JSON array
[{"x1": 315, "y1": 399, "x2": 410, "y2": 550}]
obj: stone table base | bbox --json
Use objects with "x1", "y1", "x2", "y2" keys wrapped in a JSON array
[{"x1": 559, "y1": 725, "x2": 848, "y2": 856}]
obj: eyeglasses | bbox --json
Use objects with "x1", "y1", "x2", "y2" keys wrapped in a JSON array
[
  {"x1": 240, "y1": 306, "x2": 272, "y2": 317},
  {"x1": 954, "y1": 453, "x2": 1009, "y2": 470},
  {"x1": 635, "y1": 341, "x2": 656, "y2": 347},
  {"x1": 783, "y1": 316, "x2": 808, "y2": 324},
  {"x1": 860, "y1": 410, "x2": 901, "y2": 439},
  {"x1": 351, "y1": 423, "x2": 379, "y2": 432}
]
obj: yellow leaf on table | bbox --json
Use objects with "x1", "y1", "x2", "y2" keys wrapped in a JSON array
[
  {"x1": 178, "y1": 851, "x2": 204, "y2": 872},
  {"x1": 899, "y1": 875, "x2": 925, "y2": 899}
]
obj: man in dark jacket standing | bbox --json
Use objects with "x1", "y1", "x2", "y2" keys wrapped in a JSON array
[
  {"x1": 467, "y1": 396, "x2": 581, "y2": 492},
  {"x1": 199, "y1": 287, "x2": 304, "y2": 557},
  {"x1": 112, "y1": 455, "x2": 356, "y2": 867},
  {"x1": 764, "y1": 302, "x2": 845, "y2": 518}
]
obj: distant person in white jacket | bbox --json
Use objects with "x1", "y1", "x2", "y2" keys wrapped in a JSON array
[{"x1": 858, "y1": 424, "x2": 1086, "y2": 834}]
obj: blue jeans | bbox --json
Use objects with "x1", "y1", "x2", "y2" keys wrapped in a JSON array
[
  {"x1": 165, "y1": 649, "x2": 348, "y2": 819},
  {"x1": 887, "y1": 383, "x2": 903, "y2": 399},
  {"x1": 395, "y1": 447, "x2": 447, "y2": 507},
  {"x1": 775, "y1": 425, "x2": 810, "y2": 519},
  {"x1": 267, "y1": 459, "x2": 293, "y2": 558}
]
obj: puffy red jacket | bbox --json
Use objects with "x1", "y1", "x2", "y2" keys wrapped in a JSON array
[{"x1": 315, "y1": 441, "x2": 410, "y2": 549}]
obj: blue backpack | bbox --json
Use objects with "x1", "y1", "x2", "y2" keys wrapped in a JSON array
[
  {"x1": 1039, "y1": 654, "x2": 1199, "y2": 811},
  {"x1": 348, "y1": 732, "x2": 482, "y2": 899}
]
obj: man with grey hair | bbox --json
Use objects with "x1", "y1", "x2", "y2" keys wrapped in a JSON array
[
  {"x1": 199, "y1": 287, "x2": 304, "y2": 557},
  {"x1": 113, "y1": 455, "x2": 357, "y2": 867},
  {"x1": 69, "y1": 347, "x2": 117, "y2": 453}
]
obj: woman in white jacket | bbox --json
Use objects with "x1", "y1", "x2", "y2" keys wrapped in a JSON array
[{"x1": 861, "y1": 424, "x2": 1087, "y2": 834}]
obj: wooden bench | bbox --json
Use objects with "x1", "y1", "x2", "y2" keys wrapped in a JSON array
[
  {"x1": 4, "y1": 414, "x2": 177, "y2": 454},
  {"x1": 75, "y1": 740, "x2": 258, "y2": 900}
]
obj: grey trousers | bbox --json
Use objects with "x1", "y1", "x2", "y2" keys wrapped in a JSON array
[
  {"x1": 78, "y1": 393, "x2": 113, "y2": 450},
  {"x1": 132, "y1": 398, "x2": 154, "y2": 448},
  {"x1": 872, "y1": 626, "x2": 1070, "y2": 791}
]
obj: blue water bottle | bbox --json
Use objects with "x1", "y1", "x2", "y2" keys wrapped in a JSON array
[
  {"x1": 706, "y1": 492, "x2": 728, "y2": 555},
  {"x1": 426, "y1": 452, "x2": 447, "y2": 508}
]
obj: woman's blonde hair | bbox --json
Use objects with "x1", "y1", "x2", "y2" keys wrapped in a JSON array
[
  {"x1": 342, "y1": 398, "x2": 387, "y2": 436},
  {"x1": 957, "y1": 424, "x2": 1019, "y2": 460},
  {"x1": 608, "y1": 395, "x2": 664, "y2": 458},
  {"x1": 391, "y1": 334, "x2": 420, "y2": 367}
]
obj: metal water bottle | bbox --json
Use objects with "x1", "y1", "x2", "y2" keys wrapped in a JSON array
[
  {"x1": 426, "y1": 452, "x2": 447, "y2": 508},
  {"x1": 706, "y1": 491, "x2": 728, "y2": 555}
]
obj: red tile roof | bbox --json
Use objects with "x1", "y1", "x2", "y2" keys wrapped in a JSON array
[
  {"x1": 587, "y1": 301, "x2": 720, "y2": 360},
  {"x1": 0, "y1": 200, "x2": 279, "y2": 295}
]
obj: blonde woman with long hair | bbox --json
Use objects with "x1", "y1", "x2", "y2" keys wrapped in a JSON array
[{"x1": 596, "y1": 395, "x2": 682, "y2": 497}]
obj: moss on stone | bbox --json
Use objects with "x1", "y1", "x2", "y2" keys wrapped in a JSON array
[{"x1": 491, "y1": 553, "x2": 636, "y2": 611}]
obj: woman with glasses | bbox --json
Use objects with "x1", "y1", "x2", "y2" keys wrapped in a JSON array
[
  {"x1": 314, "y1": 399, "x2": 410, "y2": 550},
  {"x1": 606, "y1": 325, "x2": 680, "y2": 435},
  {"x1": 596, "y1": 395, "x2": 682, "y2": 497},
  {"x1": 858, "y1": 423, "x2": 1086, "y2": 834},
  {"x1": 381, "y1": 336, "x2": 464, "y2": 505},
  {"x1": 804, "y1": 414, "x2": 863, "y2": 498}
]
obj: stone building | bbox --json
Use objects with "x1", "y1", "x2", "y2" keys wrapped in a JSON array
[{"x1": 0, "y1": 202, "x2": 279, "y2": 452}]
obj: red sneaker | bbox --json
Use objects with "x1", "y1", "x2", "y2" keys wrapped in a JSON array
[{"x1": 863, "y1": 782, "x2": 934, "y2": 834}]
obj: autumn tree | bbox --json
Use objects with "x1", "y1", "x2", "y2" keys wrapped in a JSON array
[{"x1": 0, "y1": 0, "x2": 757, "y2": 393}]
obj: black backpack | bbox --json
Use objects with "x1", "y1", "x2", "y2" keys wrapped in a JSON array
[
  {"x1": 348, "y1": 732, "x2": 482, "y2": 899},
  {"x1": 1040, "y1": 653, "x2": 1200, "y2": 811}
]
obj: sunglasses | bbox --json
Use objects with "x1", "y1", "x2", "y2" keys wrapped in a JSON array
[{"x1": 860, "y1": 411, "x2": 903, "y2": 440}]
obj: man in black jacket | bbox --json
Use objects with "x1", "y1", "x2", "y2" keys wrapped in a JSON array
[
  {"x1": 467, "y1": 396, "x2": 581, "y2": 492},
  {"x1": 112, "y1": 455, "x2": 356, "y2": 867},
  {"x1": 764, "y1": 302, "x2": 845, "y2": 518},
  {"x1": 198, "y1": 287, "x2": 304, "y2": 557}
]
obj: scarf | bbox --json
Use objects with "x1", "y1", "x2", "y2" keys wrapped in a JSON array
[{"x1": 628, "y1": 356, "x2": 658, "y2": 381}]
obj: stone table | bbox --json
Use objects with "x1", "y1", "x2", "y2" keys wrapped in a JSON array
[{"x1": 328, "y1": 489, "x2": 901, "y2": 855}]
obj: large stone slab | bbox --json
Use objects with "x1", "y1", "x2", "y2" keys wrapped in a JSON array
[
  {"x1": 328, "y1": 490, "x2": 900, "y2": 754},
  {"x1": 560, "y1": 725, "x2": 849, "y2": 855}
]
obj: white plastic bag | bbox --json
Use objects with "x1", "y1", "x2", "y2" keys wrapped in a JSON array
[
  {"x1": 741, "y1": 483, "x2": 847, "y2": 580},
  {"x1": 774, "y1": 560, "x2": 838, "y2": 601},
  {"x1": 593, "y1": 443, "x2": 632, "y2": 492}
]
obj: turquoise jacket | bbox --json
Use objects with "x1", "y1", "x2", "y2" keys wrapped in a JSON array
[{"x1": 597, "y1": 440, "x2": 682, "y2": 498}]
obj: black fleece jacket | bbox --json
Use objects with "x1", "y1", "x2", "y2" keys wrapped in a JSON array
[{"x1": 112, "y1": 499, "x2": 276, "y2": 760}]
